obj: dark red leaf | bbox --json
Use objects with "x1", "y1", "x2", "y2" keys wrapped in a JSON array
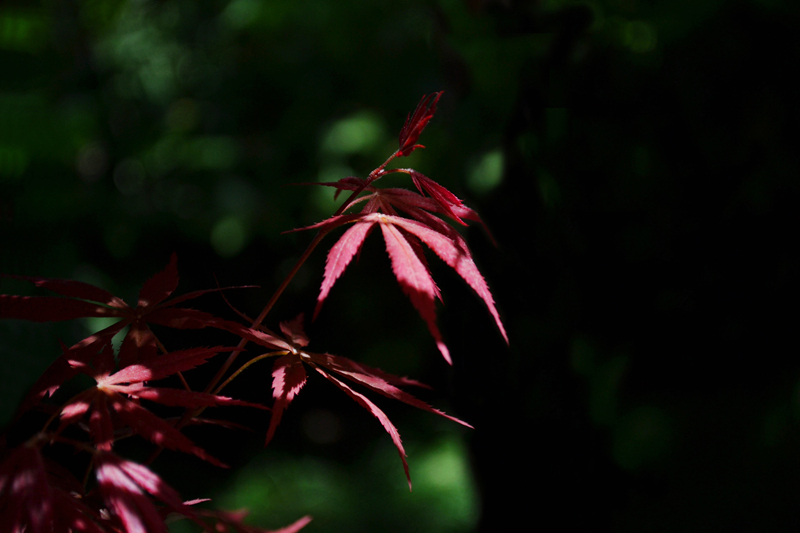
[
  {"x1": 0, "y1": 445, "x2": 53, "y2": 533},
  {"x1": 89, "y1": 393, "x2": 114, "y2": 451},
  {"x1": 18, "y1": 325, "x2": 121, "y2": 411},
  {"x1": 398, "y1": 92, "x2": 442, "y2": 157},
  {"x1": 51, "y1": 488, "x2": 107, "y2": 533},
  {"x1": 0, "y1": 295, "x2": 123, "y2": 322},
  {"x1": 406, "y1": 169, "x2": 467, "y2": 225},
  {"x1": 137, "y1": 253, "x2": 179, "y2": 309},
  {"x1": 1, "y1": 274, "x2": 128, "y2": 309},
  {"x1": 108, "y1": 394, "x2": 226, "y2": 467},
  {"x1": 118, "y1": 321, "x2": 158, "y2": 368}
]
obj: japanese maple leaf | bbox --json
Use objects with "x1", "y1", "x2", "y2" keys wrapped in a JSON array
[
  {"x1": 94, "y1": 451, "x2": 204, "y2": 533},
  {"x1": 0, "y1": 444, "x2": 53, "y2": 533},
  {"x1": 296, "y1": 92, "x2": 506, "y2": 359},
  {"x1": 57, "y1": 344, "x2": 267, "y2": 467},
  {"x1": 316, "y1": 175, "x2": 495, "y2": 239},
  {"x1": 294, "y1": 199, "x2": 507, "y2": 364},
  {"x1": 0, "y1": 253, "x2": 268, "y2": 409},
  {"x1": 0, "y1": 444, "x2": 112, "y2": 533},
  {"x1": 252, "y1": 315, "x2": 470, "y2": 491}
]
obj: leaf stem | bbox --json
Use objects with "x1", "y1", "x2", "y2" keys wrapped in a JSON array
[{"x1": 212, "y1": 351, "x2": 287, "y2": 396}]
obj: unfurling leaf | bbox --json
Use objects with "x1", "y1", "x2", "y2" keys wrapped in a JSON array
[{"x1": 398, "y1": 92, "x2": 442, "y2": 157}]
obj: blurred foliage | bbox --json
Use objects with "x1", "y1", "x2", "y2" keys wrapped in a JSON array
[{"x1": 2, "y1": 0, "x2": 800, "y2": 531}]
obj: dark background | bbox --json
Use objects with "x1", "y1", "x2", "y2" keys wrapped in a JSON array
[{"x1": 1, "y1": 0, "x2": 799, "y2": 531}]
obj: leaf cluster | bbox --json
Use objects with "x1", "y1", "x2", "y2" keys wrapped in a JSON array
[{"x1": 0, "y1": 94, "x2": 506, "y2": 532}]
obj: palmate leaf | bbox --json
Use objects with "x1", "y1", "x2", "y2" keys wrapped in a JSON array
[
  {"x1": 0, "y1": 254, "x2": 261, "y2": 408},
  {"x1": 55, "y1": 346, "x2": 267, "y2": 467},
  {"x1": 263, "y1": 354, "x2": 307, "y2": 447},
  {"x1": 0, "y1": 445, "x2": 116, "y2": 533},
  {"x1": 379, "y1": 218, "x2": 449, "y2": 363},
  {"x1": 405, "y1": 168, "x2": 468, "y2": 225},
  {"x1": 313, "y1": 220, "x2": 374, "y2": 321},
  {"x1": 315, "y1": 178, "x2": 496, "y2": 241},
  {"x1": 295, "y1": 208, "x2": 507, "y2": 363},
  {"x1": 254, "y1": 316, "x2": 470, "y2": 490},
  {"x1": 0, "y1": 445, "x2": 52, "y2": 533},
  {"x1": 95, "y1": 451, "x2": 201, "y2": 533}
]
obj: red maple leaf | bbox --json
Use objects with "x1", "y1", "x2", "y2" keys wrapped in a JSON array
[
  {"x1": 250, "y1": 315, "x2": 470, "y2": 491},
  {"x1": 294, "y1": 183, "x2": 507, "y2": 364},
  {"x1": 0, "y1": 444, "x2": 114, "y2": 533},
  {"x1": 55, "y1": 344, "x2": 267, "y2": 467},
  {"x1": 0, "y1": 254, "x2": 270, "y2": 409},
  {"x1": 94, "y1": 451, "x2": 203, "y2": 533}
]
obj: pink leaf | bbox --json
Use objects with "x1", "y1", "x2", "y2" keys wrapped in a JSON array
[
  {"x1": 232, "y1": 325, "x2": 293, "y2": 352},
  {"x1": 58, "y1": 390, "x2": 94, "y2": 429},
  {"x1": 308, "y1": 353, "x2": 471, "y2": 428},
  {"x1": 101, "y1": 346, "x2": 233, "y2": 385},
  {"x1": 388, "y1": 215, "x2": 508, "y2": 344},
  {"x1": 308, "y1": 352, "x2": 431, "y2": 390},
  {"x1": 113, "y1": 456, "x2": 189, "y2": 513},
  {"x1": 95, "y1": 453, "x2": 171, "y2": 533},
  {"x1": 265, "y1": 354, "x2": 307, "y2": 446},
  {"x1": 379, "y1": 217, "x2": 451, "y2": 364},
  {"x1": 314, "y1": 220, "x2": 374, "y2": 320},
  {"x1": 316, "y1": 368, "x2": 413, "y2": 491}
]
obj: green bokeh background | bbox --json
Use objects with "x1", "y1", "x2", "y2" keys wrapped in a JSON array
[{"x1": 2, "y1": 0, "x2": 799, "y2": 531}]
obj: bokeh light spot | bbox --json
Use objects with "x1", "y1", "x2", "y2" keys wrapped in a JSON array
[
  {"x1": 624, "y1": 20, "x2": 657, "y2": 54},
  {"x1": 467, "y1": 149, "x2": 504, "y2": 195},
  {"x1": 211, "y1": 215, "x2": 248, "y2": 257},
  {"x1": 321, "y1": 112, "x2": 385, "y2": 155},
  {"x1": 0, "y1": 145, "x2": 27, "y2": 181}
]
